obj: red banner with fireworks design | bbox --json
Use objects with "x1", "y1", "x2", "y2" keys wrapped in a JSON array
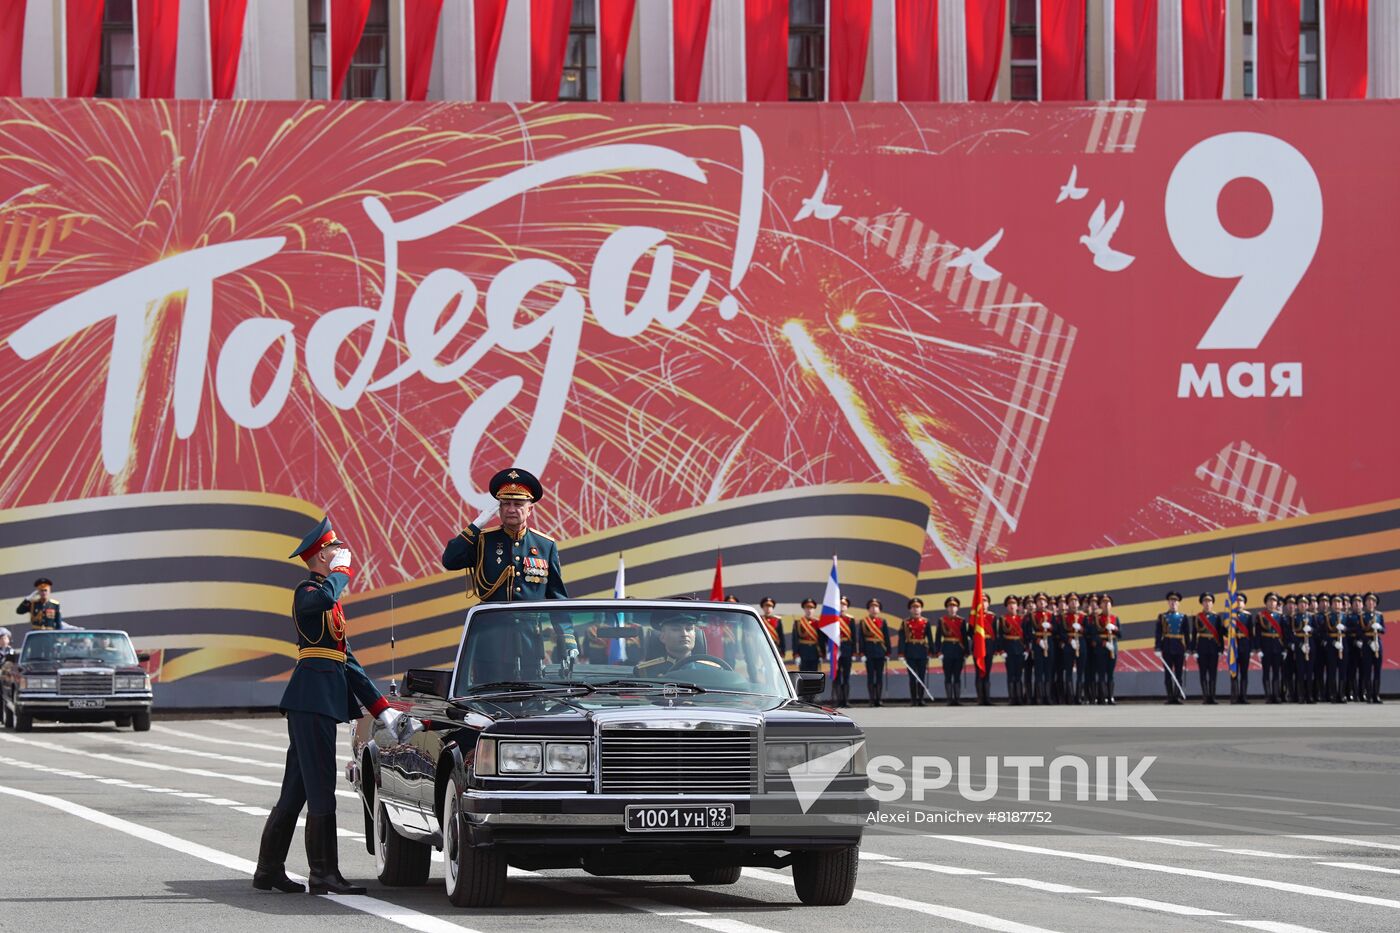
[{"x1": 0, "y1": 100, "x2": 1396, "y2": 698}]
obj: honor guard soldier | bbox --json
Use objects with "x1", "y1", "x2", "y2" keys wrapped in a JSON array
[
  {"x1": 793, "y1": 598, "x2": 826, "y2": 673},
  {"x1": 633, "y1": 613, "x2": 725, "y2": 677},
  {"x1": 898, "y1": 598, "x2": 932, "y2": 706},
  {"x1": 1345, "y1": 594, "x2": 1366, "y2": 701},
  {"x1": 1360, "y1": 592, "x2": 1385, "y2": 704},
  {"x1": 997, "y1": 596, "x2": 1027, "y2": 705},
  {"x1": 1321, "y1": 594, "x2": 1346, "y2": 703},
  {"x1": 1191, "y1": 593, "x2": 1225, "y2": 705},
  {"x1": 255, "y1": 517, "x2": 421, "y2": 897},
  {"x1": 1020, "y1": 595, "x2": 1036, "y2": 702},
  {"x1": 1230, "y1": 592, "x2": 1254, "y2": 704},
  {"x1": 970, "y1": 593, "x2": 995, "y2": 706},
  {"x1": 1092, "y1": 595, "x2": 1121, "y2": 704},
  {"x1": 1254, "y1": 593, "x2": 1287, "y2": 703},
  {"x1": 1279, "y1": 594, "x2": 1298, "y2": 702},
  {"x1": 1155, "y1": 591, "x2": 1188, "y2": 704},
  {"x1": 757, "y1": 597, "x2": 786, "y2": 656},
  {"x1": 1058, "y1": 593, "x2": 1088, "y2": 705},
  {"x1": 1029, "y1": 593, "x2": 1056, "y2": 705},
  {"x1": 830, "y1": 596, "x2": 857, "y2": 706},
  {"x1": 1289, "y1": 595, "x2": 1317, "y2": 704},
  {"x1": 16, "y1": 577, "x2": 64, "y2": 630},
  {"x1": 933, "y1": 597, "x2": 968, "y2": 706},
  {"x1": 858, "y1": 598, "x2": 891, "y2": 706}
]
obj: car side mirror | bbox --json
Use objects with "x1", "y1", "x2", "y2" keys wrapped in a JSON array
[
  {"x1": 792, "y1": 671, "x2": 825, "y2": 700},
  {"x1": 403, "y1": 668, "x2": 452, "y2": 700},
  {"x1": 137, "y1": 652, "x2": 151, "y2": 663}
]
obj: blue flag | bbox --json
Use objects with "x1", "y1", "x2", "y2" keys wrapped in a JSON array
[{"x1": 1226, "y1": 551, "x2": 1239, "y2": 679}]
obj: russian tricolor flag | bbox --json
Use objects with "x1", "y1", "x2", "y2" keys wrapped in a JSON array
[{"x1": 819, "y1": 556, "x2": 842, "y2": 672}]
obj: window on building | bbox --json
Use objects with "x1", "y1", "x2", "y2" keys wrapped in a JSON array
[
  {"x1": 1009, "y1": 0, "x2": 1038, "y2": 101},
  {"x1": 308, "y1": 0, "x2": 390, "y2": 100},
  {"x1": 97, "y1": 0, "x2": 136, "y2": 99},
  {"x1": 559, "y1": 0, "x2": 598, "y2": 101},
  {"x1": 788, "y1": 0, "x2": 825, "y2": 101},
  {"x1": 1300, "y1": 0, "x2": 1321, "y2": 98}
]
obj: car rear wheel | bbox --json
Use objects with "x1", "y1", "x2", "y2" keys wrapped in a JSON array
[
  {"x1": 132, "y1": 711, "x2": 151, "y2": 732},
  {"x1": 15, "y1": 711, "x2": 32, "y2": 732},
  {"x1": 791, "y1": 846, "x2": 858, "y2": 906},
  {"x1": 443, "y1": 772, "x2": 506, "y2": 907},
  {"x1": 114, "y1": 715, "x2": 132, "y2": 727},
  {"x1": 374, "y1": 794, "x2": 431, "y2": 886},
  {"x1": 689, "y1": 866, "x2": 743, "y2": 885}
]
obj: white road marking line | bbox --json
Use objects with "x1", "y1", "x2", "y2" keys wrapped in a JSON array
[
  {"x1": 153, "y1": 724, "x2": 287, "y2": 753},
  {"x1": 1217, "y1": 849, "x2": 1306, "y2": 859},
  {"x1": 1222, "y1": 921, "x2": 1334, "y2": 933},
  {"x1": 234, "y1": 806, "x2": 272, "y2": 816},
  {"x1": 203, "y1": 798, "x2": 243, "y2": 806},
  {"x1": 219, "y1": 721, "x2": 287, "y2": 736},
  {"x1": 1131, "y1": 836, "x2": 1218, "y2": 848},
  {"x1": 0, "y1": 782, "x2": 480, "y2": 933},
  {"x1": 1318, "y1": 861, "x2": 1400, "y2": 876},
  {"x1": 86, "y1": 734, "x2": 285, "y2": 770},
  {"x1": 1091, "y1": 896, "x2": 1230, "y2": 917},
  {"x1": 743, "y1": 868, "x2": 1062, "y2": 933},
  {"x1": 0, "y1": 732, "x2": 359, "y2": 799},
  {"x1": 1291, "y1": 835, "x2": 1400, "y2": 852},
  {"x1": 888, "y1": 860, "x2": 993, "y2": 876},
  {"x1": 1218, "y1": 806, "x2": 1295, "y2": 816},
  {"x1": 928, "y1": 835, "x2": 1400, "y2": 911},
  {"x1": 859, "y1": 851, "x2": 897, "y2": 860},
  {"x1": 990, "y1": 878, "x2": 1098, "y2": 895},
  {"x1": 551, "y1": 878, "x2": 785, "y2": 933},
  {"x1": 1297, "y1": 815, "x2": 1381, "y2": 826}
]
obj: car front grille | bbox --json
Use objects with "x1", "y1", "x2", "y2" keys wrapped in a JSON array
[
  {"x1": 599, "y1": 728, "x2": 756, "y2": 795},
  {"x1": 59, "y1": 673, "x2": 113, "y2": 696}
]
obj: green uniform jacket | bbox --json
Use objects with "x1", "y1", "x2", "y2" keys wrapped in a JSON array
[
  {"x1": 279, "y1": 570, "x2": 388, "y2": 723},
  {"x1": 16, "y1": 598, "x2": 63, "y2": 629},
  {"x1": 442, "y1": 523, "x2": 569, "y2": 603}
]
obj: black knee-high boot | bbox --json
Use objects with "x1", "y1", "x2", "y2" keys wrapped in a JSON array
[{"x1": 253, "y1": 806, "x2": 305, "y2": 893}]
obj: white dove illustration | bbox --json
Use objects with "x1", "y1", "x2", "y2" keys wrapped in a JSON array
[
  {"x1": 1057, "y1": 164, "x2": 1087, "y2": 203},
  {"x1": 793, "y1": 170, "x2": 842, "y2": 222},
  {"x1": 1079, "y1": 200, "x2": 1135, "y2": 272},
  {"x1": 946, "y1": 228, "x2": 1004, "y2": 282}
]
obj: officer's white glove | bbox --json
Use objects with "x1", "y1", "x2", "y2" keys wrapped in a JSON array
[
  {"x1": 1107, "y1": 623, "x2": 1118, "y2": 633},
  {"x1": 1334, "y1": 639, "x2": 1344, "y2": 651},
  {"x1": 26, "y1": 590, "x2": 41, "y2": 602},
  {"x1": 1336, "y1": 622, "x2": 1346, "y2": 633},
  {"x1": 1072, "y1": 622, "x2": 1082, "y2": 633},
  {"x1": 1154, "y1": 650, "x2": 1162, "y2": 658},
  {"x1": 1041, "y1": 621, "x2": 1051, "y2": 631},
  {"x1": 565, "y1": 646, "x2": 580, "y2": 664},
  {"x1": 378, "y1": 707, "x2": 423, "y2": 742},
  {"x1": 1373, "y1": 621, "x2": 1384, "y2": 632},
  {"x1": 1303, "y1": 624, "x2": 1313, "y2": 634},
  {"x1": 329, "y1": 548, "x2": 353, "y2": 571}
]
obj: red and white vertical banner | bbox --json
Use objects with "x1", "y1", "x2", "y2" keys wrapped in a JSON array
[
  {"x1": 474, "y1": 0, "x2": 509, "y2": 101},
  {"x1": 672, "y1": 0, "x2": 712, "y2": 102},
  {"x1": 530, "y1": 0, "x2": 570, "y2": 101},
  {"x1": 598, "y1": 0, "x2": 635, "y2": 102},
  {"x1": 831, "y1": 0, "x2": 874, "y2": 100},
  {"x1": 895, "y1": 0, "x2": 938, "y2": 101},
  {"x1": 744, "y1": 0, "x2": 788, "y2": 101},
  {"x1": 1039, "y1": 0, "x2": 1086, "y2": 100},
  {"x1": 964, "y1": 0, "x2": 1003, "y2": 101},
  {"x1": 1181, "y1": 0, "x2": 1227, "y2": 99},
  {"x1": 137, "y1": 0, "x2": 180, "y2": 97},
  {"x1": 66, "y1": 0, "x2": 105, "y2": 97},
  {"x1": 403, "y1": 0, "x2": 443, "y2": 101},
  {"x1": 330, "y1": 0, "x2": 373, "y2": 100},
  {"x1": 0, "y1": 0, "x2": 23, "y2": 96},
  {"x1": 208, "y1": 0, "x2": 249, "y2": 99},
  {"x1": 1256, "y1": 0, "x2": 1300, "y2": 98},
  {"x1": 1107, "y1": 0, "x2": 1155, "y2": 99},
  {"x1": 1324, "y1": 0, "x2": 1368, "y2": 99}
]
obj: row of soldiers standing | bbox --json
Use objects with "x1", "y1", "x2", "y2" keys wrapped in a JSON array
[
  {"x1": 1155, "y1": 590, "x2": 1386, "y2": 705},
  {"x1": 758, "y1": 592, "x2": 1124, "y2": 707}
]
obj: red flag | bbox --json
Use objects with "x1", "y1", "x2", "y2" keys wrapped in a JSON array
[
  {"x1": 710, "y1": 552, "x2": 724, "y2": 601},
  {"x1": 972, "y1": 549, "x2": 987, "y2": 676}
]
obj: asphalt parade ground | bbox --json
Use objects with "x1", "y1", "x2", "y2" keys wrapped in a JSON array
[{"x1": 3, "y1": 705, "x2": 1399, "y2": 933}]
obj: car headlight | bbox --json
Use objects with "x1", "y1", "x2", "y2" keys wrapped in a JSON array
[
  {"x1": 807, "y1": 741, "x2": 855, "y2": 774},
  {"x1": 473, "y1": 738, "x2": 498, "y2": 777},
  {"x1": 21, "y1": 675, "x2": 57, "y2": 691},
  {"x1": 765, "y1": 742, "x2": 809, "y2": 774},
  {"x1": 545, "y1": 742, "x2": 589, "y2": 774},
  {"x1": 497, "y1": 741, "x2": 543, "y2": 774},
  {"x1": 115, "y1": 674, "x2": 149, "y2": 691}
]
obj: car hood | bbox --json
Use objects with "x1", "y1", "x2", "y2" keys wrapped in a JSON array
[{"x1": 451, "y1": 690, "x2": 854, "y2": 732}]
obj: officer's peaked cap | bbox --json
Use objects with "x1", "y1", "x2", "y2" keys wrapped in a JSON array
[
  {"x1": 290, "y1": 516, "x2": 341, "y2": 561},
  {"x1": 490, "y1": 467, "x2": 544, "y2": 502}
]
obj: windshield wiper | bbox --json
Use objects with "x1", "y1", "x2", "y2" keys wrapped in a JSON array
[
  {"x1": 460, "y1": 680, "x2": 595, "y2": 697},
  {"x1": 590, "y1": 678, "x2": 708, "y2": 694}
]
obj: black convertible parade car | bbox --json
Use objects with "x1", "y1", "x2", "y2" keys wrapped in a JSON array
[
  {"x1": 0, "y1": 629, "x2": 154, "y2": 731},
  {"x1": 349, "y1": 600, "x2": 872, "y2": 907}
]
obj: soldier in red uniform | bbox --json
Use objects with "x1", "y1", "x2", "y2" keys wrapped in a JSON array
[
  {"x1": 830, "y1": 596, "x2": 857, "y2": 706},
  {"x1": 1029, "y1": 592, "x2": 1057, "y2": 705},
  {"x1": 897, "y1": 598, "x2": 932, "y2": 706},
  {"x1": 933, "y1": 597, "x2": 969, "y2": 706},
  {"x1": 1059, "y1": 593, "x2": 1088, "y2": 705},
  {"x1": 792, "y1": 597, "x2": 826, "y2": 672},
  {"x1": 758, "y1": 596, "x2": 786, "y2": 658},
  {"x1": 970, "y1": 593, "x2": 995, "y2": 706},
  {"x1": 997, "y1": 595, "x2": 1028, "y2": 705},
  {"x1": 858, "y1": 598, "x2": 891, "y2": 706}
]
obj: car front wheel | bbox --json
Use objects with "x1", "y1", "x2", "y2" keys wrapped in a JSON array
[
  {"x1": 132, "y1": 711, "x2": 151, "y2": 732},
  {"x1": 443, "y1": 772, "x2": 506, "y2": 907},
  {"x1": 374, "y1": 794, "x2": 431, "y2": 886},
  {"x1": 791, "y1": 846, "x2": 859, "y2": 906},
  {"x1": 15, "y1": 710, "x2": 32, "y2": 732}
]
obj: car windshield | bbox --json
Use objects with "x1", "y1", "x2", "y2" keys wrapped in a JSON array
[
  {"x1": 21, "y1": 632, "x2": 137, "y2": 666},
  {"x1": 453, "y1": 606, "x2": 790, "y2": 698}
]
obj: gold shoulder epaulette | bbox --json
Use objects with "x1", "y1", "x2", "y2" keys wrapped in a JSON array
[
  {"x1": 635, "y1": 657, "x2": 666, "y2": 671},
  {"x1": 530, "y1": 530, "x2": 555, "y2": 542}
]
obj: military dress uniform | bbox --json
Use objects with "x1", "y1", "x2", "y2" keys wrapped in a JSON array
[
  {"x1": 1359, "y1": 596, "x2": 1385, "y2": 704},
  {"x1": 1091, "y1": 612, "x2": 1120, "y2": 704},
  {"x1": 969, "y1": 608, "x2": 995, "y2": 706},
  {"x1": 997, "y1": 606, "x2": 1027, "y2": 705},
  {"x1": 255, "y1": 517, "x2": 398, "y2": 898},
  {"x1": 1029, "y1": 606, "x2": 1057, "y2": 705},
  {"x1": 1230, "y1": 604, "x2": 1255, "y2": 704},
  {"x1": 1321, "y1": 605, "x2": 1346, "y2": 703},
  {"x1": 858, "y1": 614, "x2": 891, "y2": 706},
  {"x1": 933, "y1": 608, "x2": 969, "y2": 706},
  {"x1": 760, "y1": 612, "x2": 787, "y2": 656},
  {"x1": 1155, "y1": 596, "x2": 1188, "y2": 704},
  {"x1": 831, "y1": 613, "x2": 856, "y2": 706},
  {"x1": 1058, "y1": 607, "x2": 1088, "y2": 704},
  {"x1": 1291, "y1": 603, "x2": 1318, "y2": 704},
  {"x1": 16, "y1": 595, "x2": 63, "y2": 629},
  {"x1": 897, "y1": 615, "x2": 932, "y2": 706},
  {"x1": 793, "y1": 616, "x2": 827, "y2": 673},
  {"x1": 1254, "y1": 598, "x2": 1287, "y2": 704},
  {"x1": 1192, "y1": 605, "x2": 1225, "y2": 705},
  {"x1": 634, "y1": 654, "x2": 724, "y2": 677}
]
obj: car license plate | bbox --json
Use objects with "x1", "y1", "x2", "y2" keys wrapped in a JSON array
[
  {"x1": 68, "y1": 698, "x2": 105, "y2": 709},
  {"x1": 625, "y1": 804, "x2": 734, "y2": 833}
]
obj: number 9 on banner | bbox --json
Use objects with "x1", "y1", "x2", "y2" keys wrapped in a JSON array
[{"x1": 1165, "y1": 132, "x2": 1322, "y2": 350}]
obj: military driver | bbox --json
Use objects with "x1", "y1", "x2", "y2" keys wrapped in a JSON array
[{"x1": 634, "y1": 613, "x2": 727, "y2": 678}]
